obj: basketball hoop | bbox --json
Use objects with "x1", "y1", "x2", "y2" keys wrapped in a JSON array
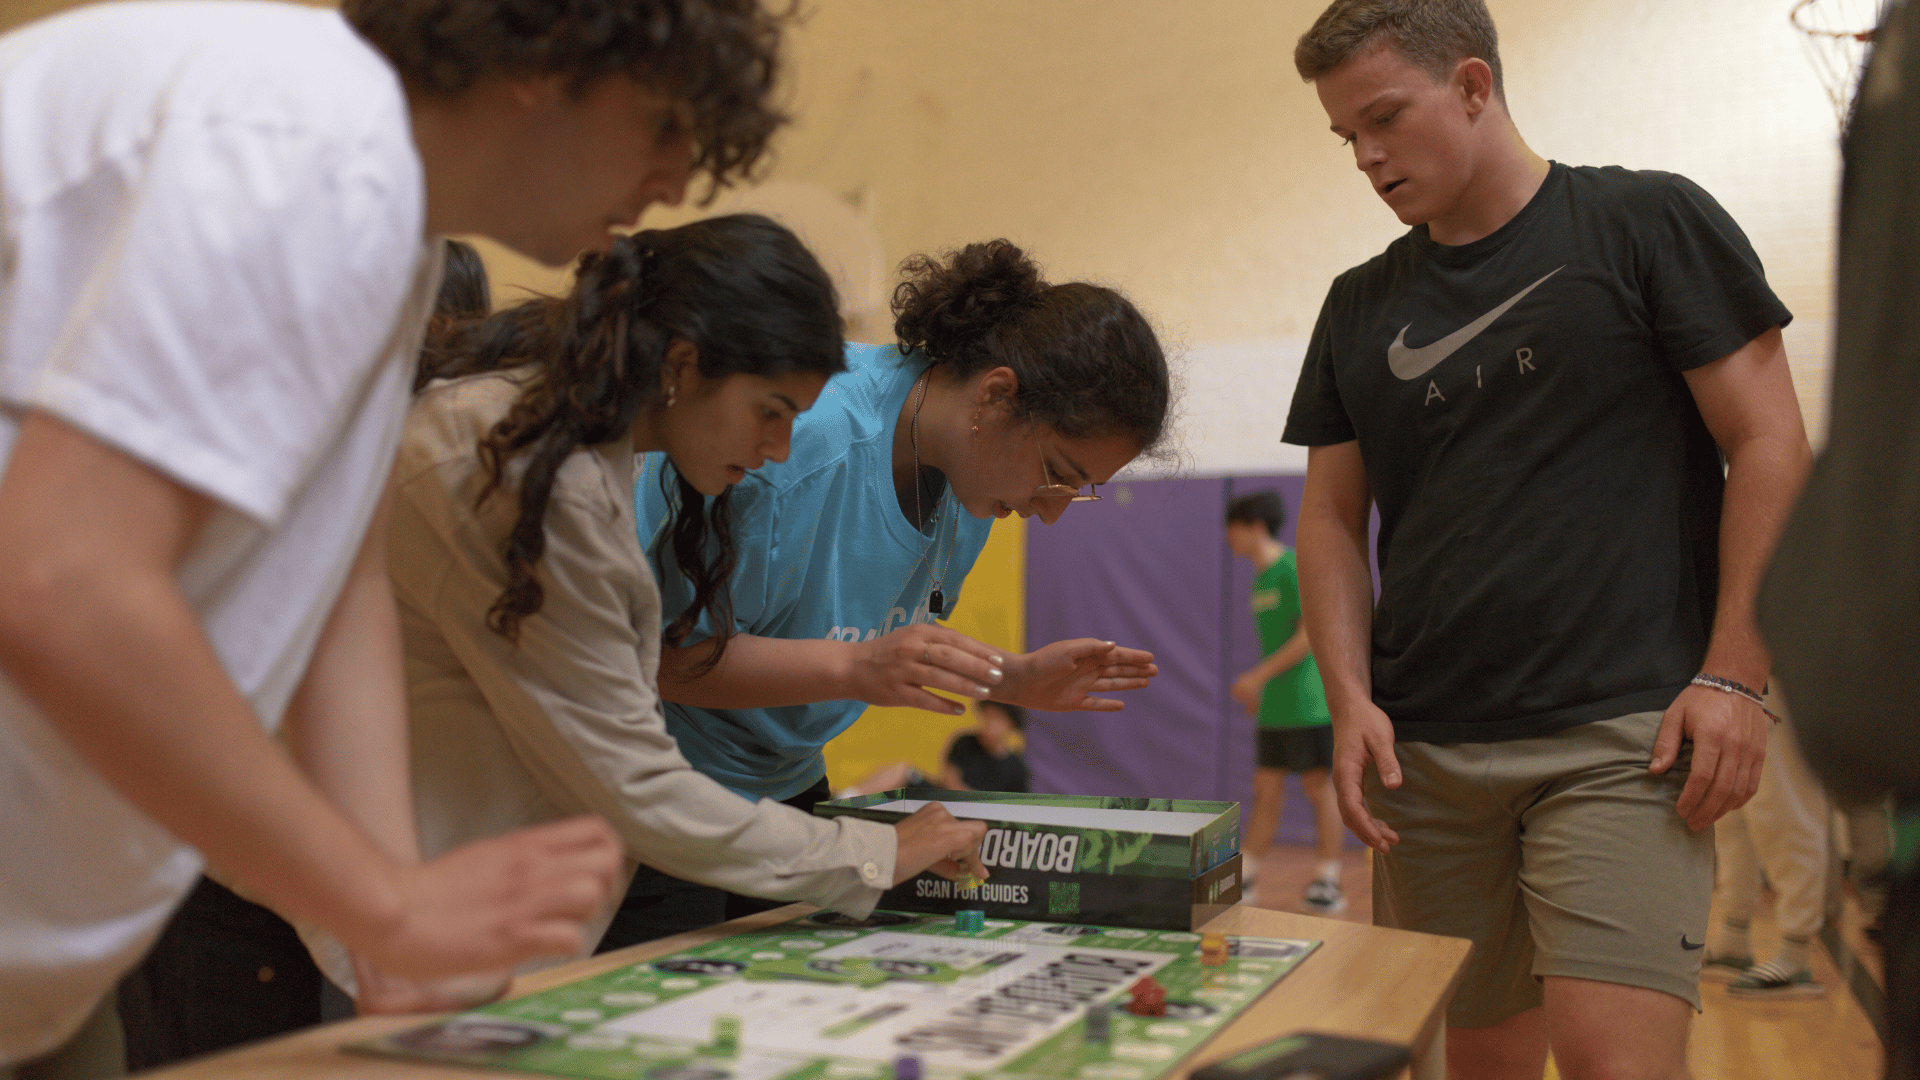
[{"x1": 1791, "y1": 0, "x2": 1887, "y2": 131}]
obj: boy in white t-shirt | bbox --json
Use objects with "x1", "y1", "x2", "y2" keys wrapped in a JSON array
[{"x1": 0, "y1": 0, "x2": 794, "y2": 1071}]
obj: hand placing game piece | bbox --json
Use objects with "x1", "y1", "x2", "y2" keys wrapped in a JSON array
[{"x1": 894, "y1": 803, "x2": 990, "y2": 887}]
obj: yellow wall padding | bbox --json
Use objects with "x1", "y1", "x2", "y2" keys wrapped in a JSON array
[{"x1": 822, "y1": 513, "x2": 1025, "y2": 790}]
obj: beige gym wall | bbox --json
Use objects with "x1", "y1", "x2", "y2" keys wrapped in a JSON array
[
  {"x1": 4, "y1": 0, "x2": 1841, "y2": 457},
  {"x1": 460, "y1": 0, "x2": 1844, "y2": 473}
]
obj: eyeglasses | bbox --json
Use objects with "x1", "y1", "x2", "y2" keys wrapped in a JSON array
[{"x1": 1035, "y1": 446, "x2": 1101, "y2": 502}]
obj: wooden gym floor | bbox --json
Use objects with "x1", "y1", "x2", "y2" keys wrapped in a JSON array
[{"x1": 1246, "y1": 844, "x2": 1885, "y2": 1079}]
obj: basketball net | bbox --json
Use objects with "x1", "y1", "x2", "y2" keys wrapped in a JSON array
[{"x1": 1792, "y1": 0, "x2": 1888, "y2": 130}]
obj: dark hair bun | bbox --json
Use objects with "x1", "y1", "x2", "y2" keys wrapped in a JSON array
[{"x1": 891, "y1": 240, "x2": 1046, "y2": 363}]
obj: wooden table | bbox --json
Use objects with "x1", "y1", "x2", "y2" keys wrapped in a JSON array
[{"x1": 142, "y1": 905, "x2": 1469, "y2": 1080}]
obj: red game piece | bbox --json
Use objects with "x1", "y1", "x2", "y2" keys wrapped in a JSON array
[{"x1": 1128, "y1": 976, "x2": 1168, "y2": 1016}]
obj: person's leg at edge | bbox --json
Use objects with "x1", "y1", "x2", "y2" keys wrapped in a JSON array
[
  {"x1": 1543, "y1": 977, "x2": 1691, "y2": 1080},
  {"x1": 1301, "y1": 767, "x2": 1343, "y2": 871},
  {"x1": 1727, "y1": 708, "x2": 1828, "y2": 994},
  {"x1": 1886, "y1": 854, "x2": 1919, "y2": 1080},
  {"x1": 1706, "y1": 804, "x2": 1760, "y2": 977},
  {"x1": 1245, "y1": 765, "x2": 1286, "y2": 882},
  {"x1": 1298, "y1": 766, "x2": 1346, "y2": 913},
  {"x1": 1445, "y1": 1006, "x2": 1548, "y2": 1080}
]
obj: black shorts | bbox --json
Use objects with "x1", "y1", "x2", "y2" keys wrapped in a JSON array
[{"x1": 1256, "y1": 725, "x2": 1334, "y2": 772}]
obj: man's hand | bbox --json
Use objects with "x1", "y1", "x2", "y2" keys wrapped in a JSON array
[
  {"x1": 1331, "y1": 702, "x2": 1402, "y2": 853},
  {"x1": 1651, "y1": 685, "x2": 1768, "y2": 830},
  {"x1": 1230, "y1": 670, "x2": 1265, "y2": 716},
  {"x1": 995, "y1": 639, "x2": 1158, "y2": 712},
  {"x1": 892, "y1": 802, "x2": 990, "y2": 886},
  {"x1": 350, "y1": 958, "x2": 511, "y2": 1016},
  {"x1": 356, "y1": 816, "x2": 622, "y2": 981}
]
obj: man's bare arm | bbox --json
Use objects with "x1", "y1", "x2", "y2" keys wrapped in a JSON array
[
  {"x1": 282, "y1": 487, "x2": 417, "y2": 864},
  {"x1": 0, "y1": 412, "x2": 619, "y2": 978},
  {"x1": 1653, "y1": 326, "x2": 1814, "y2": 829},
  {"x1": 1296, "y1": 441, "x2": 1400, "y2": 850}
]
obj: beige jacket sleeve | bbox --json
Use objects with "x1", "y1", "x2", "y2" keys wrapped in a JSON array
[{"x1": 393, "y1": 437, "x2": 895, "y2": 916}]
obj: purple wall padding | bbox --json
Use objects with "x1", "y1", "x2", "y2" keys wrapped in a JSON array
[
  {"x1": 1023, "y1": 477, "x2": 1228, "y2": 801},
  {"x1": 1024, "y1": 476, "x2": 1354, "y2": 847}
]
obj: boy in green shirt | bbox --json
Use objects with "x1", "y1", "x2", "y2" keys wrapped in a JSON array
[{"x1": 1226, "y1": 491, "x2": 1344, "y2": 914}]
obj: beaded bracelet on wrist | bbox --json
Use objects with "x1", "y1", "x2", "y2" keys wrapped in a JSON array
[{"x1": 1690, "y1": 674, "x2": 1781, "y2": 723}]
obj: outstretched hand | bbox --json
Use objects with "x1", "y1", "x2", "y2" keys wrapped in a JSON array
[
  {"x1": 1651, "y1": 684, "x2": 1768, "y2": 831},
  {"x1": 1331, "y1": 702, "x2": 1401, "y2": 853},
  {"x1": 847, "y1": 623, "x2": 1007, "y2": 716},
  {"x1": 996, "y1": 638, "x2": 1158, "y2": 712}
]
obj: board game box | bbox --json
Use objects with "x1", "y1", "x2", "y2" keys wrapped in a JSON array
[
  {"x1": 812, "y1": 793, "x2": 1244, "y2": 930},
  {"x1": 354, "y1": 910, "x2": 1318, "y2": 1080}
]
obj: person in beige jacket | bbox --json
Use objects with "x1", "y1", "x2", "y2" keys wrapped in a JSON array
[{"x1": 390, "y1": 216, "x2": 988, "y2": 976}]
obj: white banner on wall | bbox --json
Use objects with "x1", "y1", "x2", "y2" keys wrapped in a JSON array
[
  {"x1": 1124, "y1": 338, "x2": 1312, "y2": 480},
  {"x1": 1128, "y1": 319, "x2": 1834, "y2": 483}
]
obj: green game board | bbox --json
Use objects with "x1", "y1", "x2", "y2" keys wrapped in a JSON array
[{"x1": 353, "y1": 911, "x2": 1318, "y2": 1080}]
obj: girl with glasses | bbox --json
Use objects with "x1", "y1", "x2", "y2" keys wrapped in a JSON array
[{"x1": 617, "y1": 238, "x2": 1172, "y2": 947}]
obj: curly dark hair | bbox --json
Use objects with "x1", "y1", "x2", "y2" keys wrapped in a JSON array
[
  {"x1": 426, "y1": 214, "x2": 845, "y2": 663},
  {"x1": 891, "y1": 240, "x2": 1170, "y2": 455},
  {"x1": 342, "y1": 0, "x2": 793, "y2": 192}
]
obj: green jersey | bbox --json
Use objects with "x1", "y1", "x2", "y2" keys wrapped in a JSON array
[{"x1": 1251, "y1": 550, "x2": 1330, "y2": 729}]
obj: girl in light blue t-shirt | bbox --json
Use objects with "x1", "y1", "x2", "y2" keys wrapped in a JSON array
[{"x1": 620, "y1": 239, "x2": 1174, "y2": 946}]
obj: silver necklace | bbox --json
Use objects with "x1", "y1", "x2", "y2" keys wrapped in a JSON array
[{"x1": 910, "y1": 369, "x2": 960, "y2": 616}]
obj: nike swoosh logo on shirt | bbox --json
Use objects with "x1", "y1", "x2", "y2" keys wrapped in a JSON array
[{"x1": 1386, "y1": 265, "x2": 1565, "y2": 380}]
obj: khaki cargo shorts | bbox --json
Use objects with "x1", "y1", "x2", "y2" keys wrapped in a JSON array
[{"x1": 1363, "y1": 710, "x2": 1714, "y2": 1028}]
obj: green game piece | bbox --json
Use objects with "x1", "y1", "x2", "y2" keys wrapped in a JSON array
[{"x1": 710, "y1": 1014, "x2": 740, "y2": 1056}]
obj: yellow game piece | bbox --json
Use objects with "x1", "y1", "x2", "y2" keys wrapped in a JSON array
[
  {"x1": 1199, "y1": 931, "x2": 1229, "y2": 966},
  {"x1": 959, "y1": 874, "x2": 985, "y2": 891}
]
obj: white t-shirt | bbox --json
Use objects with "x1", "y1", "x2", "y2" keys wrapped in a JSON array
[{"x1": 0, "y1": 2, "x2": 438, "y2": 1062}]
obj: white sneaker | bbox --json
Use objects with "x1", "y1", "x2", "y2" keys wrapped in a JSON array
[
  {"x1": 1301, "y1": 878, "x2": 1347, "y2": 915},
  {"x1": 1726, "y1": 960, "x2": 1826, "y2": 1000}
]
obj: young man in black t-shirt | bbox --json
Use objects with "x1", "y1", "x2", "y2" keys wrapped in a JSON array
[{"x1": 1284, "y1": 2, "x2": 1813, "y2": 1077}]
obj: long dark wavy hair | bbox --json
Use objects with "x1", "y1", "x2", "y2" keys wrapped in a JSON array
[
  {"x1": 415, "y1": 238, "x2": 493, "y2": 392},
  {"x1": 891, "y1": 240, "x2": 1171, "y2": 457},
  {"x1": 423, "y1": 214, "x2": 845, "y2": 660}
]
